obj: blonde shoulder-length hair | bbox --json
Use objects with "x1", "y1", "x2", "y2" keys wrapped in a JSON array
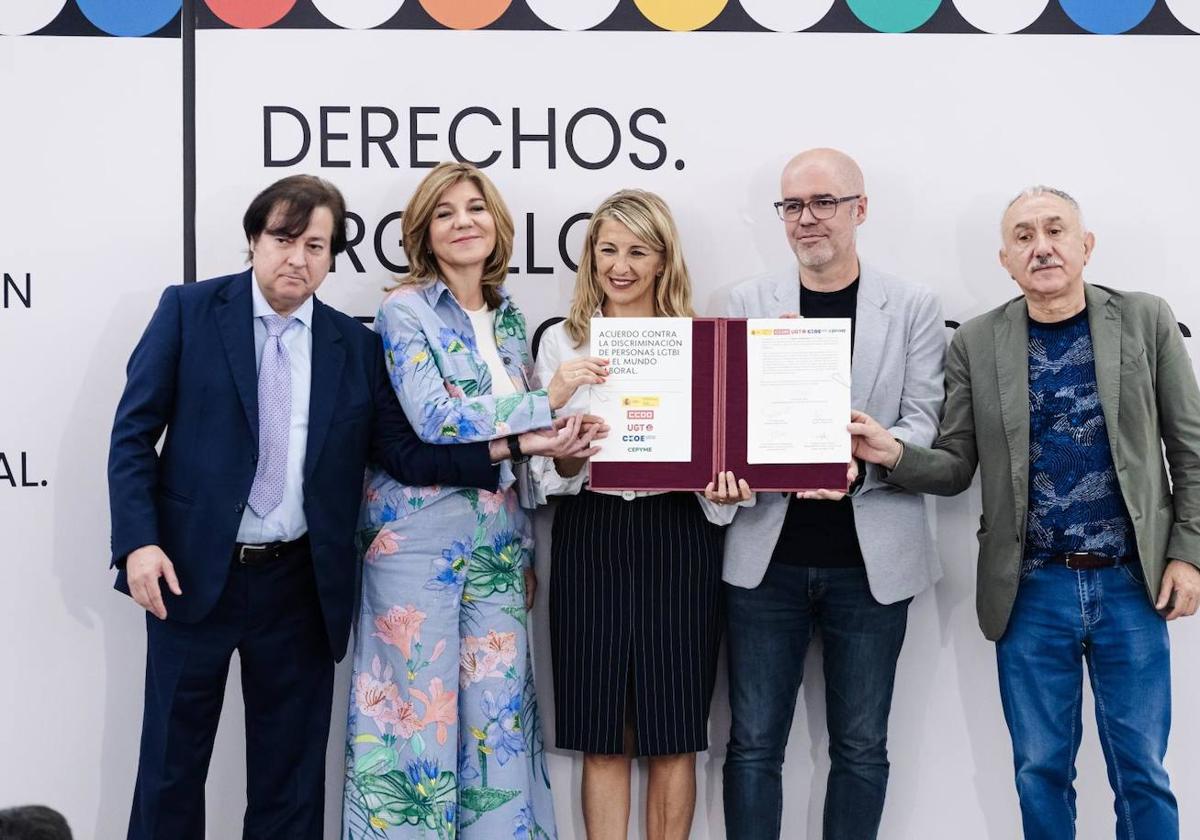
[
  {"x1": 391, "y1": 161, "x2": 515, "y2": 310},
  {"x1": 563, "y1": 189, "x2": 694, "y2": 347}
]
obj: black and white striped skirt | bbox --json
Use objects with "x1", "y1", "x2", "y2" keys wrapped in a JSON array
[{"x1": 549, "y1": 490, "x2": 723, "y2": 756}]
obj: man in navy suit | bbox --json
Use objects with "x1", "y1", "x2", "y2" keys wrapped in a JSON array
[{"x1": 108, "y1": 175, "x2": 588, "y2": 840}]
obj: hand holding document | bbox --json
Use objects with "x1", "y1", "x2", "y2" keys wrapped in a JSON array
[
  {"x1": 745, "y1": 318, "x2": 852, "y2": 465},
  {"x1": 703, "y1": 470, "x2": 753, "y2": 505},
  {"x1": 794, "y1": 458, "x2": 858, "y2": 501}
]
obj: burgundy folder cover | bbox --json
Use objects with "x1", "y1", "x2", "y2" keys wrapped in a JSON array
[{"x1": 589, "y1": 318, "x2": 849, "y2": 493}]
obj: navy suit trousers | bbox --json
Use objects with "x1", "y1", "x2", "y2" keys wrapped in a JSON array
[{"x1": 128, "y1": 549, "x2": 332, "y2": 840}]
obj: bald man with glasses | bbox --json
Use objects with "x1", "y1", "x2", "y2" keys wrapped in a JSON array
[{"x1": 710, "y1": 148, "x2": 947, "y2": 839}]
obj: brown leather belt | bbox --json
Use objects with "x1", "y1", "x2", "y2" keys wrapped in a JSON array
[
  {"x1": 1049, "y1": 551, "x2": 1130, "y2": 570},
  {"x1": 233, "y1": 534, "x2": 310, "y2": 566}
]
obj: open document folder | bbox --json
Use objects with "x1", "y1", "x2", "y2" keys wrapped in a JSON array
[{"x1": 587, "y1": 317, "x2": 852, "y2": 492}]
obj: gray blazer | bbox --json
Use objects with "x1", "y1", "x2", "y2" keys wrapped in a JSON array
[
  {"x1": 887, "y1": 284, "x2": 1200, "y2": 640},
  {"x1": 722, "y1": 263, "x2": 947, "y2": 604}
]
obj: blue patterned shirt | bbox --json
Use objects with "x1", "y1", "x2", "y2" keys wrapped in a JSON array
[{"x1": 1023, "y1": 309, "x2": 1134, "y2": 575}]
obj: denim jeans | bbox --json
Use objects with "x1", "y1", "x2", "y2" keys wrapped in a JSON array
[
  {"x1": 723, "y1": 564, "x2": 910, "y2": 840},
  {"x1": 996, "y1": 563, "x2": 1177, "y2": 840}
]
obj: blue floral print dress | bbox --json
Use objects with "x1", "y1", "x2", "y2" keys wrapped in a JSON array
[{"x1": 342, "y1": 280, "x2": 557, "y2": 840}]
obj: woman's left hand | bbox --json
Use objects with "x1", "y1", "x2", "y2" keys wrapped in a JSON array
[
  {"x1": 546, "y1": 357, "x2": 608, "y2": 410},
  {"x1": 524, "y1": 567, "x2": 537, "y2": 610},
  {"x1": 519, "y1": 414, "x2": 608, "y2": 460},
  {"x1": 704, "y1": 471, "x2": 752, "y2": 505}
]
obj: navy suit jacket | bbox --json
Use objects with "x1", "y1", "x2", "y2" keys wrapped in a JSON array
[{"x1": 108, "y1": 270, "x2": 499, "y2": 657}]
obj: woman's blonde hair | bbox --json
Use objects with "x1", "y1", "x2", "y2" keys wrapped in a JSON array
[
  {"x1": 563, "y1": 189, "x2": 694, "y2": 347},
  {"x1": 393, "y1": 161, "x2": 515, "y2": 309}
]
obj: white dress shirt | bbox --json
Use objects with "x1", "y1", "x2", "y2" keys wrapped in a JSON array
[
  {"x1": 465, "y1": 305, "x2": 517, "y2": 397},
  {"x1": 236, "y1": 275, "x2": 313, "y2": 544}
]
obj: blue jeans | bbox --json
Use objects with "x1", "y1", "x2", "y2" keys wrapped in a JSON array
[
  {"x1": 723, "y1": 564, "x2": 910, "y2": 840},
  {"x1": 996, "y1": 563, "x2": 1177, "y2": 840}
]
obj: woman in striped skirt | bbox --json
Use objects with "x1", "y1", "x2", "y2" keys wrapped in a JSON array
[{"x1": 533, "y1": 190, "x2": 741, "y2": 840}]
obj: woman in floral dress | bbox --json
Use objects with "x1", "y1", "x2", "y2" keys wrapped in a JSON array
[{"x1": 342, "y1": 162, "x2": 603, "y2": 839}]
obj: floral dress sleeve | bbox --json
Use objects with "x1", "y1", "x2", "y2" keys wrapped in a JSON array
[{"x1": 377, "y1": 291, "x2": 554, "y2": 444}]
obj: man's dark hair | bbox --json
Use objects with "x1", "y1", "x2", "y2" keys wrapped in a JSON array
[
  {"x1": 0, "y1": 806, "x2": 73, "y2": 840},
  {"x1": 242, "y1": 174, "x2": 348, "y2": 256}
]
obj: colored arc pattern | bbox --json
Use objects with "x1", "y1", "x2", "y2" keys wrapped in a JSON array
[
  {"x1": 1059, "y1": 0, "x2": 1154, "y2": 34},
  {"x1": 418, "y1": 0, "x2": 512, "y2": 30},
  {"x1": 634, "y1": 0, "x2": 729, "y2": 31},
  {"x1": 846, "y1": 0, "x2": 942, "y2": 33},
  {"x1": 76, "y1": 0, "x2": 180, "y2": 35},
  {"x1": 205, "y1": 0, "x2": 297, "y2": 29},
  {"x1": 6, "y1": 0, "x2": 1200, "y2": 35}
]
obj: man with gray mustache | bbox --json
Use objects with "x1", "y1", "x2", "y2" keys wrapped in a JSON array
[{"x1": 849, "y1": 186, "x2": 1200, "y2": 839}]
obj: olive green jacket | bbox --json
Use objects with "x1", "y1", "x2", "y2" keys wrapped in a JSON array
[{"x1": 886, "y1": 284, "x2": 1200, "y2": 640}]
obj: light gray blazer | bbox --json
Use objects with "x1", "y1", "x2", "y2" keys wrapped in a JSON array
[{"x1": 722, "y1": 262, "x2": 947, "y2": 604}]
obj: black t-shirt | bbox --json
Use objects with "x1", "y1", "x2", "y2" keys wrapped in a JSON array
[{"x1": 769, "y1": 278, "x2": 864, "y2": 568}]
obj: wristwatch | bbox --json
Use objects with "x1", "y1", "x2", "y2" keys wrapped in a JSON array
[{"x1": 506, "y1": 434, "x2": 529, "y2": 464}]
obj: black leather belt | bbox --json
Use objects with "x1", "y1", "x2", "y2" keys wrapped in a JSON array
[
  {"x1": 233, "y1": 534, "x2": 310, "y2": 566},
  {"x1": 1048, "y1": 551, "x2": 1131, "y2": 570}
]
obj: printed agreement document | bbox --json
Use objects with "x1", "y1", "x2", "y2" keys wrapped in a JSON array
[
  {"x1": 590, "y1": 317, "x2": 692, "y2": 462},
  {"x1": 745, "y1": 318, "x2": 851, "y2": 464}
]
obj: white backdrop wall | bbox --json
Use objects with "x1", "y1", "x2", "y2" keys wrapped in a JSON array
[
  {"x1": 4, "y1": 10, "x2": 1200, "y2": 840},
  {"x1": 0, "y1": 31, "x2": 183, "y2": 840}
]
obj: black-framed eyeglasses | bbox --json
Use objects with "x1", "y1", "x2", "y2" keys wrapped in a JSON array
[{"x1": 773, "y1": 194, "x2": 861, "y2": 222}]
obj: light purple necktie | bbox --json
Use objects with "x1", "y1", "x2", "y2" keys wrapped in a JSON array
[{"x1": 247, "y1": 314, "x2": 295, "y2": 517}]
